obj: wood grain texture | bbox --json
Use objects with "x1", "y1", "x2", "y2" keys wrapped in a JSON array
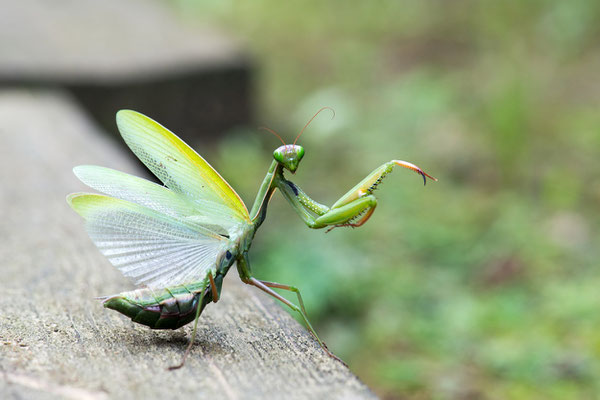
[{"x1": 0, "y1": 91, "x2": 376, "y2": 400}]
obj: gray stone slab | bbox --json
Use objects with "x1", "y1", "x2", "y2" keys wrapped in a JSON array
[
  {"x1": 0, "y1": 0, "x2": 252, "y2": 142},
  {"x1": 0, "y1": 91, "x2": 375, "y2": 400}
]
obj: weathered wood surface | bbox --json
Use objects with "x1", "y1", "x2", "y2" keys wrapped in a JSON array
[
  {"x1": 0, "y1": 91, "x2": 375, "y2": 400},
  {"x1": 0, "y1": 0, "x2": 252, "y2": 142}
]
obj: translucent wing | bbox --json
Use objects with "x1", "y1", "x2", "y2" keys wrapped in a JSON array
[
  {"x1": 74, "y1": 165, "x2": 233, "y2": 235},
  {"x1": 67, "y1": 193, "x2": 227, "y2": 289},
  {"x1": 116, "y1": 110, "x2": 250, "y2": 227}
]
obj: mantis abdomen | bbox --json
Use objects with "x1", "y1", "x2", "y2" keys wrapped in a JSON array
[{"x1": 102, "y1": 281, "x2": 212, "y2": 330}]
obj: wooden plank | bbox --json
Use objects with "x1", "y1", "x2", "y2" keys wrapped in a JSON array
[
  {"x1": 0, "y1": 91, "x2": 375, "y2": 400},
  {"x1": 0, "y1": 0, "x2": 252, "y2": 143}
]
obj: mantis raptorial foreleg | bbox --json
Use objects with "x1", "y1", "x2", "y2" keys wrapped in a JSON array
[{"x1": 276, "y1": 159, "x2": 436, "y2": 231}]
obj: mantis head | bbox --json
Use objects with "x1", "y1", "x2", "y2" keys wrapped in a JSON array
[
  {"x1": 273, "y1": 145, "x2": 305, "y2": 173},
  {"x1": 262, "y1": 107, "x2": 334, "y2": 174}
]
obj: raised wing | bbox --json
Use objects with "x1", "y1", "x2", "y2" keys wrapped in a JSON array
[
  {"x1": 115, "y1": 110, "x2": 250, "y2": 227},
  {"x1": 74, "y1": 165, "x2": 234, "y2": 235},
  {"x1": 68, "y1": 193, "x2": 227, "y2": 289}
]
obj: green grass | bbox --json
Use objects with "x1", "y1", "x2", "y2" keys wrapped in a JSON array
[{"x1": 172, "y1": 1, "x2": 600, "y2": 398}]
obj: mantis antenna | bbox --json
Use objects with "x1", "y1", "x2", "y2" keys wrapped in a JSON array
[
  {"x1": 259, "y1": 126, "x2": 286, "y2": 146},
  {"x1": 293, "y1": 106, "x2": 335, "y2": 145}
]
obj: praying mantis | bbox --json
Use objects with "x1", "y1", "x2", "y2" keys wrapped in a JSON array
[{"x1": 67, "y1": 108, "x2": 436, "y2": 369}]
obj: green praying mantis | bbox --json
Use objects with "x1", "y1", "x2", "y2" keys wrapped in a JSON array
[{"x1": 67, "y1": 108, "x2": 436, "y2": 369}]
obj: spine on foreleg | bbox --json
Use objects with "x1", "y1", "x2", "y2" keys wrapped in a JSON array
[
  {"x1": 101, "y1": 282, "x2": 210, "y2": 330},
  {"x1": 285, "y1": 180, "x2": 329, "y2": 215}
]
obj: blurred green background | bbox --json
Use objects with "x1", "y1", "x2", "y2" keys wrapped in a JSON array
[{"x1": 172, "y1": 1, "x2": 599, "y2": 398}]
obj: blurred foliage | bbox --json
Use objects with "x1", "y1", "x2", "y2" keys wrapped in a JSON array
[{"x1": 172, "y1": 1, "x2": 600, "y2": 398}]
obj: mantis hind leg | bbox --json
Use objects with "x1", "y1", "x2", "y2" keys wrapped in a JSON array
[
  {"x1": 243, "y1": 277, "x2": 346, "y2": 365},
  {"x1": 168, "y1": 278, "x2": 212, "y2": 371},
  {"x1": 167, "y1": 295, "x2": 204, "y2": 370},
  {"x1": 256, "y1": 280, "x2": 309, "y2": 321}
]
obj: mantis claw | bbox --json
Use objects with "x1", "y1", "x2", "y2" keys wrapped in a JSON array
[{"x1": 392, "y1": 160, "x2": 437, "y2": 186}]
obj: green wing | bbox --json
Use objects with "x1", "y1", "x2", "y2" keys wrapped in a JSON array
[
  {"x1": 73, "y1": 165, "x2": 233, "y2": 235},
  {"x1": 115, "y1": 110, "x2": 250, "y2": 227},
  {"x1": 68, "y1": 110, "x2": 249, "y2": 289},
  {"x1": 67, "y1": 193, "x2": 227, "y2": 289}
]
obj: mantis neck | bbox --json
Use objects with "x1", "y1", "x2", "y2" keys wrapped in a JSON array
[{"x1": 250, "y1": 159, "x2": 280, "y2": 227}]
